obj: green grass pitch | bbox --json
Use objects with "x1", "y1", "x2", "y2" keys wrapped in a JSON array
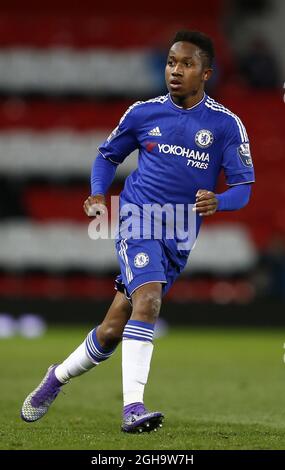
[{"x1": 1, "y1": 326, "x2": 285, "y2": 450}]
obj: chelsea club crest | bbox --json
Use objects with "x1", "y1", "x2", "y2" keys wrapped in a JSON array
[
  {"x1": 195, "y1": 129, "x2": 214, "y2": 148},
  {"x1": 134, "y1": 253, "x2": 149, "y2": 268}
]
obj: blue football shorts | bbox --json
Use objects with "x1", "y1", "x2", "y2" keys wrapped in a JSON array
[{"x1": 114, "y1": 237, "x2": 188, "y2": 300}]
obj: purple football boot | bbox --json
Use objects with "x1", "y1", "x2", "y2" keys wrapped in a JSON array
[
  {"x1": 21, "y1": 365, "x2": 64, "y2": 422},
  {"x1": 121, "y1": 402, "x2": 164, "y2": 433}
]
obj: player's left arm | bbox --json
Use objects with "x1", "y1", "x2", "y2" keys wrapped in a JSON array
[
  {"x1": 194, "y1": 114, "x2": 255, "y2": 216},
  {"x1": 194, "y1": 184, "x2": 252, "y2": 216}
]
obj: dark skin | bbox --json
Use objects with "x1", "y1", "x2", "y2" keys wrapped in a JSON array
[
  {"x1": 165, "y1": 41, "x2": 212, "y2": 109},
  {"x1": 83, "y1": 41, "x2": 218, "y2": 348}
]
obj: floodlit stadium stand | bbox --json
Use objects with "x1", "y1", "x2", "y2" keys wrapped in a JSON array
[{"x1": 0, "y1": 0, "x2": 283, "y2": 320}]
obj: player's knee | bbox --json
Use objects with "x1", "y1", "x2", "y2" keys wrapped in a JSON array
[{"x1": 132, "y1": 291, "x2": 162, "y2": 323}]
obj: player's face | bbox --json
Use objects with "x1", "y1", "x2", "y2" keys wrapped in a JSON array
[{"x1": 165, "y1": 41, "x2": 212, "y2": 101}]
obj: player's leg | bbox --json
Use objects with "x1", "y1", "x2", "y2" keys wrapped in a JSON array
[
  {"x1": 121, "y1": 282, "x2": 164, "y2": 432},
  {"x1": 96, "y1": 291, "x2": 132, "y2": 349},
  {"x1": 21, "y1": 291, "x2": 131, "y2": 422},
  {"x1": 55, "y1": 291, "x2": 132, "y2": 382}
]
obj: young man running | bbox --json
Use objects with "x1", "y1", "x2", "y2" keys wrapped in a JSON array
[{"x1": 21, "y1": 30, "x2": 255, "y2": 433}]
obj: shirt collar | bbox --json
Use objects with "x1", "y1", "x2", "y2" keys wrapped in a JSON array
[{"x1": 168, "y1": 92, "x2": 207, "y2": 112}]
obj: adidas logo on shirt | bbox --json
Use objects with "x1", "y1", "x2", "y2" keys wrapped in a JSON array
[{"x1": 148, "y1": 126, "x2": 162, "y2": 136}]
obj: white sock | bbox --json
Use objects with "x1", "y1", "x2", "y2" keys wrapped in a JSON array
[
  {"x1": 122, "y1": 339, "x2": 154, "y2": 406},
  {"x1": 55, "y1": 341, "x2": 97, "y2": 383}
]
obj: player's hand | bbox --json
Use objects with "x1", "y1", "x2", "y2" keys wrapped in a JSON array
[
  {"x1": 83, "y1": 194, "x2": 107, "y2": 218},
  {"x1": 193, "y1": 189, "x2": 218, "y2": 216}
]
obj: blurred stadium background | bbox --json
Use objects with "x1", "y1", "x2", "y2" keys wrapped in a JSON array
[
  {"x1": 0, "y1": 0, "x2": 284, "y2": 329},
  {"x1": 1, "y1": 0, "x2": 285, "y2": 452}
]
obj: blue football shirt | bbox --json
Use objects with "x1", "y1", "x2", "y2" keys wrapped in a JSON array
[{"x1": 98, "y1": 93, "x2": 255, "y2": 265}]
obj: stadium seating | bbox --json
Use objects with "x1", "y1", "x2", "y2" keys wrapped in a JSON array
[{"x1": 0, "y1": 2, "x2": 282, "y2": 303}]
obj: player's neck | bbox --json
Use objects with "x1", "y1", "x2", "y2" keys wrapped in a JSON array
[{"x1": 170, "y1": 90, "x2": 205, "y2": 110}]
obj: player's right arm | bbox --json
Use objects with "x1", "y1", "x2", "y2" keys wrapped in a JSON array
[
  {"x1": 84, "y1": 103, "x2": 140, "y2": 218},
  {"x1": 83, "y1": 193, "x2": 106, "y2": 218}
]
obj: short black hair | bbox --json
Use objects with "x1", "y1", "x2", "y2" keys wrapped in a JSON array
[{"x1": 171, "y1": 30, "x2": 215, "y2": 68}]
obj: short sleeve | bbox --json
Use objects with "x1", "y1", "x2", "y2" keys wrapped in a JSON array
[
  {"x1": 222, "y1": 116, "x2": 255, "y2": 186},
  {"x1": 98, "y1": 103, "x2": 140, "y2": 165}
]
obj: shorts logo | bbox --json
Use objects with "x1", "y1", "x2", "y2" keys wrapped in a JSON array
[
  {"x1": 134, "y1": 252, "x2": 149, "y2": 268},
  {"x1": 237, "y1": 143, "x2": 253, "y2": 167},
  {"x1": 195, "y1": 129, "x2": 214, "y2": 148}
]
